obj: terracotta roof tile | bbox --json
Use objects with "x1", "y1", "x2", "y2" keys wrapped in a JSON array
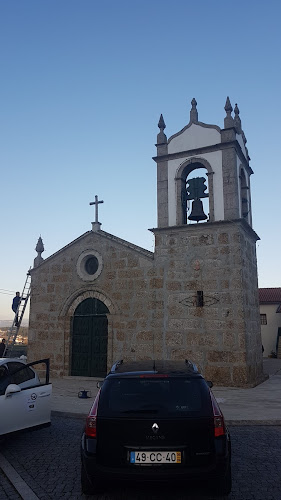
[{"x1": 259, "y1": 288, "x2": 281, "y2": 303}]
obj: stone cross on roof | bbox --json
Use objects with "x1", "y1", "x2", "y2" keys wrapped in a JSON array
[{"x1": 89, "y1": 195, "x2": 104, "y2": 232}]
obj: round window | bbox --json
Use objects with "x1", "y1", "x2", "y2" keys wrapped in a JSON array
[
  {"x1": 85, "y1": 256, "x2": 99, "y2": 275},
  {"x1": 76, "y1": 249, "x2": 103, "y2": 281}
]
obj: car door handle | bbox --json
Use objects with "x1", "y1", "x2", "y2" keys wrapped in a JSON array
[{"x1": 38, "y1": 392, "x2": 51, "y2": 397}]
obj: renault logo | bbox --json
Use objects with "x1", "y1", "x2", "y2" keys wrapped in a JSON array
[{"x1": 152, "y1": 423, "x2": 159, "y2": 434}]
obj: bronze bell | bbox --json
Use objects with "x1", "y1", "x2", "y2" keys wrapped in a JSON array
[{"x1": 188, "y1": 199, "x2": 207, "y2": 222}]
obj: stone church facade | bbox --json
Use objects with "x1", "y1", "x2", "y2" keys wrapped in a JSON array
[{"x1": 28, "y1": 98, "x2": 264, "y2": 387}]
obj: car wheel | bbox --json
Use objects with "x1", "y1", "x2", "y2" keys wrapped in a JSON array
[{"x1": 81, "y1": 463, "x2": 104, "y2": 495}]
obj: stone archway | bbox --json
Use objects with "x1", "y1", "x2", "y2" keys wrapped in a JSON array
[
  {"x1": 71, "y1": 297, "x2": 109, "y2": 377},
  {"x1": 60, "y1": 288, "x2": 118, "y2": 376}
]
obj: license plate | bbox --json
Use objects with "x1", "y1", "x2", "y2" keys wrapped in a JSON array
[{"x1": 130, "y1": 451, "x2": 181, "y2": 464}]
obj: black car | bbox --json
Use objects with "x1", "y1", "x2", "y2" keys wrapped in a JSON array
[{"x1": 81, "y1": 360, "x2": 231, "y2": 497}]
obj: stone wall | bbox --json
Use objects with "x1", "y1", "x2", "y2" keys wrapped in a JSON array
[
  {"x1": 151, "y1": 219, "x2": 264, "y2": 386},
  {"x1": 28, "y1": 231, "x2": 154, "y2": 376},
  {"x1": 28, "y1": 221, "x2": 264, "y2": 386}
]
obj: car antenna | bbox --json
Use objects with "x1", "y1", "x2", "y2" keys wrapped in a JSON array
[{"x1": 153, "y1": 360, "x2": 156, "y2": 372}]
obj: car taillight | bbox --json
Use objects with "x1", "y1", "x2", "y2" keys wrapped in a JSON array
[
  {"x1": 85, "y1": 416, "x2": 97, "y2": 438},
  {"x1": 210, "y1": 391, "x2": 226, "y2": 437},
  {"x1": 214, "y1": 416, "x2": 225, "y2": 437},
  {"x1": 85, "y1": 389, "x2": 100, "y2": 438}
]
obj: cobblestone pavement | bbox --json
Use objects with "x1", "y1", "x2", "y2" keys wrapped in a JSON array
[
  {"x1": 0, "y1": 417, "x2": 281, "y2": 500},
  {"x1": 0, "y1": 469, "x2": 22, "y2": 500}
]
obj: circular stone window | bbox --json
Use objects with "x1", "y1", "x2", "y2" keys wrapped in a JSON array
[{"x1": 76, "y1": 250, "x2": 103, "y2": 281}]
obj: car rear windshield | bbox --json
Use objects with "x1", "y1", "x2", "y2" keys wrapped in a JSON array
[{"x1": 98, "y1": 377, "x2": 212, "y2": 417}]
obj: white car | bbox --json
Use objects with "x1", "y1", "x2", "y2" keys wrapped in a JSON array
[{"x1": 0, "y1": 358, "x2": 52, "y2": 436}]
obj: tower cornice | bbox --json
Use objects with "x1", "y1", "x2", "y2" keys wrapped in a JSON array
[
  {"x1": 153, "y1": 139, "x2": 253, "y2": 175},
  {"x1": 149, "y1": 217, "x2": 260, "y2": 241}
]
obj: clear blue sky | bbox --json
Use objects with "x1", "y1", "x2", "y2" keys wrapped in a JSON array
[{"x1": 1, "y1": 0, "x2": 280, "y2": 321}]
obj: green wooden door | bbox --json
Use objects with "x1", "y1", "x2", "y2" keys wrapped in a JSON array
[{"x1": 71, "y1": 298, "x2": 109, "y2": 377}]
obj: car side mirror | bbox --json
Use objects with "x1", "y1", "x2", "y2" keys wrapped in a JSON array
[
  {"x1": 5, "y1": 384, "x2": 21, "y2": 397},
  {"x1": 207, "y1": 381, "x2": 213, "y2": 388},
  {"x1": 96, "y1": 381, "x2": 104, "y2": 389}
]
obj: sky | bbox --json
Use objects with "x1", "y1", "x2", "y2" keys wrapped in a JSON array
[{"x1": 1, "y1": 0, "x2": 281, "y2": 321}]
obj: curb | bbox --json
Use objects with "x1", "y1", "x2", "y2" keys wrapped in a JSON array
[
  {"x1": 226, "y1": 420, "x2": 281, "y2": 426},
  {"x1": 51, "y1": 410, "x2": 87, "y2": 419},
  {"x1": 0, "y1": 453, "x2": 40, "y2": 500}
]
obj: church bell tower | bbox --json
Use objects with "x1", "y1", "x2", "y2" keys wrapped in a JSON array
[
  {"x1": 152, "y1": 98, "x2": 264, "y2": 387},
  {"x1": 155, "y1": 97, "x2": 253, "y2": 229}
]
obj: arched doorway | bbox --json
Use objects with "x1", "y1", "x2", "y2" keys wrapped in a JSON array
[{"x1": 71, "y1": 298, "x2": 109, "y2": 377}]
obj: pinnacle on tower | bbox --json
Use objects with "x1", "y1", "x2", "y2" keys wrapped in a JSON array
[
  {"x1": 190, "y1": 98, "x2": 198, "y2": 123},
  {"x1": 158, "y1": 114, "x2": 166, "y2": 131},
  {"x1": 224, "y1": 96, "x2": 234, "y2": 128},
  {"x1": 234, "y1": 103, "x2": 242, "y2": 134},
  {"x1": 157, "y1": 114, "x2": 167, "y2": 145}
]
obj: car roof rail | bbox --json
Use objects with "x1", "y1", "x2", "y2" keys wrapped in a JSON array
[
  {"x1": 185, "y1": 359, "x2": 199, "y2": 373},
  {"x1": 110, "y1": 359, "x2": 123, "y2": 372}
]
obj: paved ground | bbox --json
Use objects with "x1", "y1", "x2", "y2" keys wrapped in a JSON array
[
  {"x1": 1, "y1": 416, "x2": 281, "y2": 500},
  {"x1": 213, "y1": 358, "x2": 281, "y2": 424}
]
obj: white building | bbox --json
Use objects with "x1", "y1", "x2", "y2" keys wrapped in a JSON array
[{"x1": 259, "y1": 288, "x2": 281, "y2": 357}]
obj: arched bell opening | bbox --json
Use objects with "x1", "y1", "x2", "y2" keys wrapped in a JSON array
[
  {"x1": 176, "y1": 159, "x2": 214, "y2": 226},
  {"x1": 240, "y1": 167, "x2": 250, "y2": 223}
]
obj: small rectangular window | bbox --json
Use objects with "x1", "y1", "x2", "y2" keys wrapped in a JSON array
[
  {"x1": 196, "y1": 291, "x2": 204, "y2": 307},
  {"x1": 260, "y1": 314, "x2": 267, "y2": 325}
]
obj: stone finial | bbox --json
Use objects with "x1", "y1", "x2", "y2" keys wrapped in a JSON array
[
  {"x1": 190, "y1": 98, "x2": 198, "y2": 123},
  {"x1": 158, "y1": 114, "x2": 166, "y2": 131},
  {"x1": 224, "y1": 96, "x2": 233, "y2": 113},
  {"x1": 157, "y1": 114, "x2": 167, "y2": 145},
  {"x1": 234, "y1": 103, "x2": 242, "y2": 134},
  {"x1": 34, "y1": 236, "x2": 44, "y2": 268},
  {"x1": 232, "y1": 103, "x2": 249, "y2": 158},
  {"x1": 35, "y1": 236, "x2": 44, "y2": 253},
  {"x1": 234, "y1": 103, "x2": 248, "y2": 145},
  {"x1": 224, "y1": 96, "x2": 234, "y2": 128}
]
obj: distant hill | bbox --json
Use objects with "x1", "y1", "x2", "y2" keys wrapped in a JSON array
[{"x1": 0, "y1": 319, "x2": 29, "y2": 327}]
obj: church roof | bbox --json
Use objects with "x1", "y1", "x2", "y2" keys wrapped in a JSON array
[
  {"x1": 259, "y1": 288, "x2": 281, "y2": 304},
  {"x1": 30, "y1": 229, "x2": 154, "y2": 271}
]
